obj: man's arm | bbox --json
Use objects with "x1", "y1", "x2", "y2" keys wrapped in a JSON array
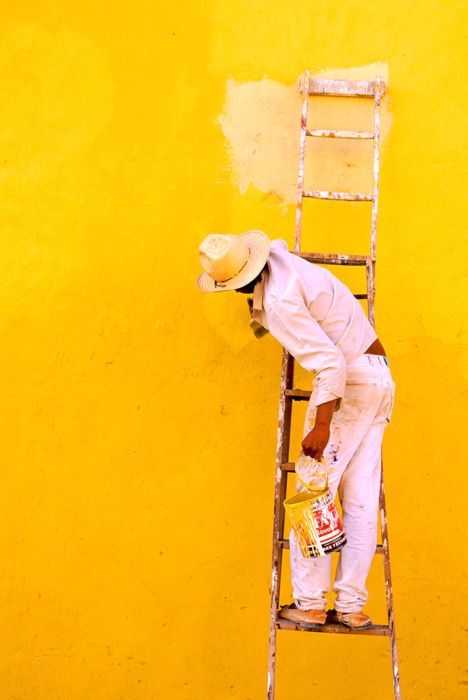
[
  {"x1": 302, "y1": 398, "x2": 337, "y2": 460},
  {"x1": 266, "y1": 296, "x2": 346, "y2": 460}
]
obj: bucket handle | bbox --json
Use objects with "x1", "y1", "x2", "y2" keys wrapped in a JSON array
[{"x1": 295, "y1": 453, "x2": 329, "y2": 493}]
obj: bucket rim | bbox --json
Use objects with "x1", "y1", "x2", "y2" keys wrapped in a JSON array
[{"x1": 284, "y1": 487, "x2": 328, "y2": 507}]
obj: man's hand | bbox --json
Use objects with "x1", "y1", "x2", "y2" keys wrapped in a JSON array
[
  {"x1": 301, "y1": 398, "x2": 338, "y2": 460},
  {"x1": 302, "y1": 424, "x2": 330, "y2": 460}
]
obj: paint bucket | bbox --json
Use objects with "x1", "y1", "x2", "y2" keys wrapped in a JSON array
[{"x1": 283, "y1": 454, "x2": 346, "y2": 558}]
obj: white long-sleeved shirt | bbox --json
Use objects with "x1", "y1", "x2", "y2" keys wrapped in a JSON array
[{"x1": 251, "y1": 239, "x2": 377, "y2": 406}]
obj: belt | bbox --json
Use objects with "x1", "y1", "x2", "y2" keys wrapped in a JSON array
[
  {"x1": 364, "y1": 353, "x2": 389, "y2": 367},
  {"x1": 347, "y1": 353, "x2": 390, "y2": 369}
]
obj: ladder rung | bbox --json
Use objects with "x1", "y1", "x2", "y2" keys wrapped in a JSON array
[
  {"x1": 298, "y1": 252, "x2": 370, "y2": 266},
  {"x1": 277, "y1": 617, "x2": 391, "y2": 636},
  {"x1": 304, "y1": 78, "x2": 383, "y2": 98},
  {"x1": 303, "y1": 190, "x2": 373, "y2": 202},
  {"x1": 306, "y1": 129, "x2": 374, "y2": 139},
  {"x1": 280, "y1": 539, "x2": 384, "y2": 556},
  {"x1": 284, "y1": 389, "x2": 311, "y2": 400},
  {"x1": 280, "y1": 462, "x2": 295, "y2": 472}
]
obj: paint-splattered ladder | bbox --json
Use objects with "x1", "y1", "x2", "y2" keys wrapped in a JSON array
[{"x1": 267, "y1": 72, "x2": 402, "y2": 700}]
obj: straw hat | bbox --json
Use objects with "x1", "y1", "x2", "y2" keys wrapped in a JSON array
[{"x1": 197, "y1": 231, "x2": 270, "y2": 292}]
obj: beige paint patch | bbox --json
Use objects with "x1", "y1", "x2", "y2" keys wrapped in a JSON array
[
  {"x1": 218, "y1": 64, "x2": 392, "y2": 204},
  {"x1": 218, "y1": 78, "x2": 301, "y2": 204}
]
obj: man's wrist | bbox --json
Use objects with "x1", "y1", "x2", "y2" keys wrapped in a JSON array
[
  {"x1": 315, "y1": 418, "x2": 332, "y2": 428},
  {"x1": 315, "y1": 398, "x2": 338, "y2": 427}
]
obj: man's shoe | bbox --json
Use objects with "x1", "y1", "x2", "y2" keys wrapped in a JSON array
[
  {"x1": 335, "y1": 611, "x2": 372, "y2": 629},
  {"x1": 278, "y1": 603, "x2": 326, "y2": 626}
]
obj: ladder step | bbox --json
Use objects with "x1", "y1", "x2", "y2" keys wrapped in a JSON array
[
  {"x1": 280, "y1": 462, "x2": 295, "y2": 472},
  {"x1": 297, "y1": 251, "x2": 370, "y2": 266},
  {"x1": 303, "y1": 190, "x2": 373, "y2": 202},
  {"x1": 304, "y1": 78, "x2": 383, "y2": 98},
  {"x1": 284, "y1": 389, "x2": 311, "y2": 400},
  {"x1": 306, "y1": 129, "x2": 374, "y2": 139},
  {"x1": 279, "y1": 538, "x2": 384, "y2": 556},
  {"x1": 277, "y1": 617, "x2": 391, "y2": 636}
]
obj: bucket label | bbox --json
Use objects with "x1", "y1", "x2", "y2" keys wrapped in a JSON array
[
  {"x1": 313, "y1": 492, "x2": 342, "y2": 538},
  {"x1": 302, "y1": 491, "x2": 346, "y2": 557}
]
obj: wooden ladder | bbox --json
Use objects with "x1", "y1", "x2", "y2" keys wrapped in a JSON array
[{"x1": 267, "y1": 72, "x2": 402, "y2": 700}]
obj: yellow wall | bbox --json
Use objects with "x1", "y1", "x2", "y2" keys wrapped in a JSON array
[{"x1": 0, "y1": 2, "x2": 466, "y2": 698}]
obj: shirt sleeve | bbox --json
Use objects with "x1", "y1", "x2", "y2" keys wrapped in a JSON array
[{"x1": 266, "y1": 295, "x2": 347, "y2": 407}]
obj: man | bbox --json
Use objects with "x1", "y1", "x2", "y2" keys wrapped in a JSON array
[{"x1": 197, "y1": 230, "x2": 396, "y2": 630}]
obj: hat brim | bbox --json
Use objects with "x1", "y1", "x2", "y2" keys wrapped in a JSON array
[{"x1": 197, "y1": 230, "x2": 270, "y2": 293}]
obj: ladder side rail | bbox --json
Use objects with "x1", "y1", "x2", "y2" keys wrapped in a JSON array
[
  {"x1": 368, "y1": 78, "x2": 383, "y2": 326},
  {"x1": 371, "y1": 77, "x2": 383, "y2": 261},
  {"x1": 368, "y1": 84, "x2": 402, "y2": 699},
  {"x1": 267, "y1": 350, "x2": 295, "y2": 700},
  {"x1": 294, "y1": 71, "x2": 310, "y2": 252},
  {"x1": 366, "y1": 259, "x2": 376, "y2": 329},
  {"x1": 379, "y1": 457, "x2": 402, "y2": 699}
]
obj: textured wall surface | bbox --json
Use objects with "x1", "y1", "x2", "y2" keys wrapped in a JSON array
[{"x1": 0, "y1": 2, "x2": 466, "y2": 698}]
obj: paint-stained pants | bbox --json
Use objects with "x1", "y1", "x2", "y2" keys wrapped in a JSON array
[{"x1": 289, "y1": 354, "x2": 396, "y2": 613}]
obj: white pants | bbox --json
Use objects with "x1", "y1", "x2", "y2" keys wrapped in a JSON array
[{"x1": 289, "y1": 354, "x2": 396, "y2": 613}]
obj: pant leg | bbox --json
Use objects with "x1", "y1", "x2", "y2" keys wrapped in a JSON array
[
  {"x1": 333, "y1": 421, "x2": 385, "y2": 612},
  {"x1": 290, "y1": 383, "x2": 377, "y2": 611},
  {"x1": 290, "y1": 362, "x2": 394, "y2": 611},
  {"x1": 333, "y1": 371, "x2": 395, "y2": 612},
  {"x1": 289, "y1": 416, "x2": 341, "y2": 610}
]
